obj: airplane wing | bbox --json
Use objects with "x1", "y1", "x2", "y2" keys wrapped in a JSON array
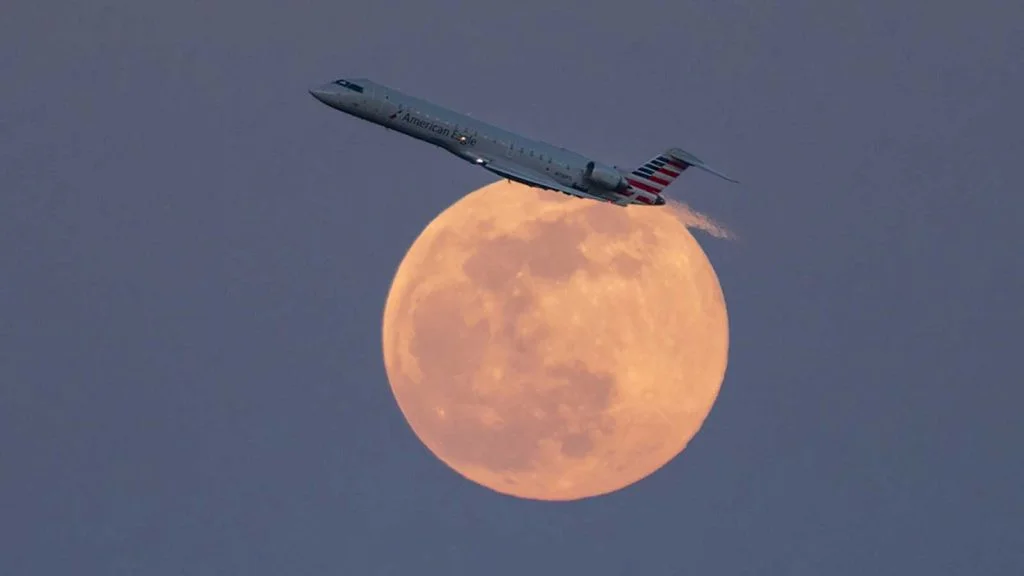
[{"x1": 469, "y1": 155, "x2": 629, "y2": 205}]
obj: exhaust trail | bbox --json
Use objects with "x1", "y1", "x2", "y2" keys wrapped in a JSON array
[{"x1": 665, "y1": 199, "x2": 735, "y2": 240}]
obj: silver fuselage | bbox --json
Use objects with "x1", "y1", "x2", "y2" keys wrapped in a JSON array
[{"x1": 309, "y1": 77, "x2": 666, "y2": 206}]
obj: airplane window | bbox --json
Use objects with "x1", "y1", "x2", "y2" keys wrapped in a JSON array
[{"x1": 332, "y1": 79, "x2": 364, "y2": 93}]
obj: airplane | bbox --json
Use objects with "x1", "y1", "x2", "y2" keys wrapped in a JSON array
[{"x1": 309, "y1": 77, "x2": 738, "y2": 206}]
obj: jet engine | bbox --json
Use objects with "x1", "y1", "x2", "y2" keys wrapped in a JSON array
[{"x1": 584, "y1": 161, "x2": 628, "y2": 192}]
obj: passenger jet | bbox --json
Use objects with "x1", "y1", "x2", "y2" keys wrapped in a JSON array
[{"x1": 309, "y1": 77, "x2": 737, "y2": 206}]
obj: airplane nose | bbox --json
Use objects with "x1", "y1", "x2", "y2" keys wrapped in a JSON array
[
  {"x1": 309, "y1": 87, "x2": 332, "y2": 105},
  {"x1": 654, "y1": 195, "x2": 666, "y2": 205}
]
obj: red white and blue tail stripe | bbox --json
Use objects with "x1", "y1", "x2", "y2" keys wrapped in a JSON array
[
  {"x1": 622, "y1": 148, "x2": 738, "y2": 204},
  {"x1": 625, "y1": 152, "x2": 690, "y2": 196}
]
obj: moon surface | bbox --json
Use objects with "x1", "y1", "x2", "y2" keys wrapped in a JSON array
[{"x1": 381, "y1": 181, "x2": 729, "y2": 500}]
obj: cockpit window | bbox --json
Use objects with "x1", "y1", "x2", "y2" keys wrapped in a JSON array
[{"x1": 332, "y1": 79, "x2": 364, "y2": 93}]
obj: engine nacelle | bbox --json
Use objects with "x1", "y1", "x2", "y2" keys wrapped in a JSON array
[{"x1": 584, "y1": 161, "x2": 628, "y2": 192}]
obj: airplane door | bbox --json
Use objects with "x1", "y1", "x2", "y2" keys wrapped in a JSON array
[
  {"x1": 363, "y1": 85, "x2": 381, "y2": 114},
  {"x1": 379, "y1": 89, "x2": 399, "y2": 121},
  {"x1": 506, "y1": 137, "x2": 516, "y2": 158}
]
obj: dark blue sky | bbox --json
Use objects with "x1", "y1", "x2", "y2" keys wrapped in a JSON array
[{"x1": 3, "y1": 1, "x2": 1022, "y2": 573}]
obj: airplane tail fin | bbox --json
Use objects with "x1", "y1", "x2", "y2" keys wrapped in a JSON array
[{"x1": 624, "y1": 147, "x2": 738, "y2": 194}]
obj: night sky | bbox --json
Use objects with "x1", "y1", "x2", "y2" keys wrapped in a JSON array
[{"x1": 3, "y1": 1, "x2": 1022, "y2": 574}]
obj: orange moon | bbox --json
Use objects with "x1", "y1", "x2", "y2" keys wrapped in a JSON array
[{"x1": 381, "y1": 181, "x2": 729, "y2": 500}]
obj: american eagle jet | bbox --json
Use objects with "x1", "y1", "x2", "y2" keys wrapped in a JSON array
[{"x1": 310, "y1": 78, "x2": 737, "y2": 206}]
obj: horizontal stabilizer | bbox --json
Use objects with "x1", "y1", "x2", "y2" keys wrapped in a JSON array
[{"x1": 667, "y1": 148, "x2": 739, "y2": 183}]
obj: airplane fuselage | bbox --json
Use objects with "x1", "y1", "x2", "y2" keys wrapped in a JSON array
[
  {"x1": 309, "y1": 77, "x2": 738, "y2": 205},
  {"x1": 384, "y1": 91, "x2": 594, "y2": 194}
]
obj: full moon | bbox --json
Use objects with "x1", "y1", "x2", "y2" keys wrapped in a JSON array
[{"x1": 381, "y1": 181, "x2": 729, "y2": 500}]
